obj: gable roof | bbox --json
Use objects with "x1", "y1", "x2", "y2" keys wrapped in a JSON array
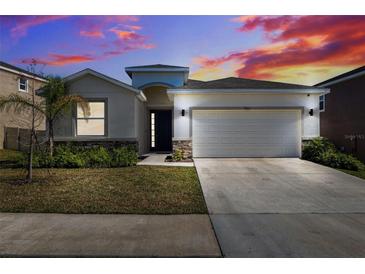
[
  {"x1": 125, "y1": 64, "x2": 189, "y2": 69},
  {"x1": 64, "y1": 68, "x2": 146, "y2": 102},
  {"x1": 315, "y1": 65, "x2": 365, "y2": 87},
  {"x1": 176, "y1": 77, "x2": 320, "y2": 90},
  {"x1": 125, "y1": 64, "x2": 189, "y2": 78},
  {"x1": 0, "y1": 60, "x2": 48, "y2": 82},
  {"x1": 167, "y1": 77, "x2": 328, "y2": 95}
]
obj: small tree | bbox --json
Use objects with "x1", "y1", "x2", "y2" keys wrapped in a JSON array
[
  {"x1": 40, "y1": 76, "x2": 89, "y2": 156},
  {"x1": 0, "y1": 61, "x2": 44, "y2": 183},
  {"x1": 0, "y1": 65, "x2": 89, "y2": 183}
]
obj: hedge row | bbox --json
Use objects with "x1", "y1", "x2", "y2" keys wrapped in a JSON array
[{"x1": 16, "y1": 145, "x2": 138, "y2": 168}]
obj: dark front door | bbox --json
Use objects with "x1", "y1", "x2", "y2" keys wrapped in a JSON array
[{"x1": 150, "y1": 110, "x2": 172, "y2": 152}]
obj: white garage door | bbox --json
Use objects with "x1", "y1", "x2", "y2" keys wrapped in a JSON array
[{"x1": 192, "y1": 109, "x2": 301, "y2": 158}]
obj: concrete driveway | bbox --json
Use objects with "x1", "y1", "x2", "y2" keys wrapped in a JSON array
[{"x1": 195, "y1": 158, "x2": 365, "y2": 257}]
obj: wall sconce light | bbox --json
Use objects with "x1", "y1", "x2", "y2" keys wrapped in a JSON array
[
  {"x1": 181, "y1": 109, "x2": 185, "y2": 116},
  {"x1": 309, "y1": 109, "x2": 314, "y2": 116}
]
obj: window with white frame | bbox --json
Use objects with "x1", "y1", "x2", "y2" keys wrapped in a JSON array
[
  {"x1": 18, "y1": 78, "x2": 28, "y2": 92},
  {"x1": 319, "y1": 95, "x2": 325, "y2": 112},
  {"x1": 76, "y1": 101, "x2": 105, "y2": 136},
  {"x1": 151, "y1": 112, "x2": 155, "y2": 148}
]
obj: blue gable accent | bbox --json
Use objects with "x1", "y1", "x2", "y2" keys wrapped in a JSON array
[{"x1": 124, "y1": 64, "x2": 189, "y2": 89}]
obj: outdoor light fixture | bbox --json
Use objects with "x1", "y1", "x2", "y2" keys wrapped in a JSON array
[
  {"x1": 181, "y1": 109, "x2": 185, "y2": 116},
  {"x1": 309, "y1": 109, "x2": 314, "y2": 116}
]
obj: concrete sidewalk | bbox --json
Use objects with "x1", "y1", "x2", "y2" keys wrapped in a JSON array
[
  {"x1": 138, "y1": 153, "x2": 194, "y2": 167},
  {"x1": 0, "y1": 213, "x2": 221, "y2": 257}
]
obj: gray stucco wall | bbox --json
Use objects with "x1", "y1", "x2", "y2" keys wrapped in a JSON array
[
  {"x1": 54, "y1": 74, "x2": 138, "y2": 140},
  {"x1": 135, "y1": 98, "x2": 148, "y2": 154}
]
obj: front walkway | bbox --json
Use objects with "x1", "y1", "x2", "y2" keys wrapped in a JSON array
[
  {"x1": 138, "y1": 153, "x2": 194, "y2": 167},
  {"x1": 0, "y1": 213, "x2": 220, "y2": 257},
  {"x1": 195, "y1": 158, "x2": 365, "y2": 257}
]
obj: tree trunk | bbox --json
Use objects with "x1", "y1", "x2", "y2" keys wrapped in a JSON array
[
  {"x1": 26, "y1": 77, "x2": 36, "y2": 183},
  {"x1": 26, "y1": 129, "x2": 34, "y2": 182},
  {"x1": 48, "y1": 119, "x2": 54, "y2": 157}
]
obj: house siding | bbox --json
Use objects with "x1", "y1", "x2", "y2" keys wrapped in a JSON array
[
  {"x1": 135, "y1": 97, "x2": 148, "y2": 155},
  {"x1": 320, "y1": 74, "x2": 365, "y2": 162},
  {"x1": 172, "y1": 93, "x2": 320, "y2": 141},
  {"x1": 130, "y1": 72, "x2": 186, "y2": 89},
  {"x1": 0, "y1": 68, "x2": 46, "y2": 149},
  {"x1": 54, "y1": 74, "x2": 137, "y2": 140}
]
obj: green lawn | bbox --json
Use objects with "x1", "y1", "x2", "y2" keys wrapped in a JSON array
[
  {"x1": 0, "y1": 149, "x2": 23, "y2": 165},
  {"x1": 337, "y1": 168, "x2": 365, "y2": 180},
  {"x1": 0, "y1": 166, "x2": 207, "y2": 214}
]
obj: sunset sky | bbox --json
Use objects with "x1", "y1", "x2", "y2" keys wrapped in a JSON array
[{"x1": 1, "y1": 15, "x2": 365, "y2": 85}]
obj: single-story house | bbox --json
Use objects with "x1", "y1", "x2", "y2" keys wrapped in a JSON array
[
  {"x1": 315, "y1": 65, "x2": 365, "y2": 162},
  {"x1": 53, "y1": 64, "x2": 329, "y2": 158}
]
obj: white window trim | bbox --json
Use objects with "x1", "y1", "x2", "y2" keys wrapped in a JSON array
[
  {"x1": 18, "y1": 78, "x2": 28, "y2": 92},
  {"x1": 319, "y1": 95, "x2": 325, "y2": 112}
]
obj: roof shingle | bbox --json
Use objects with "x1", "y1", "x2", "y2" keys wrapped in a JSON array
[{"x1": 176, "y1": 77, "x2": 316, "y2": 89}]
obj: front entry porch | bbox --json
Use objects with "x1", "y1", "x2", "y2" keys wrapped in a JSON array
[{"x1": 150, "y1": 110, "x2": 172, "y2": 152}]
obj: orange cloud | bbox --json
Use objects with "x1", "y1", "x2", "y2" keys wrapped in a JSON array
[
  {"x1": 22, "y1": 54, "x2": 95, "y2": 66},
  {"x1": 193, "y1": 16, "x2": 365, "y2": 85},
  {"x1": 109, "y1": 29, "x2": 139, "y2": 40},
  {"x1": 127, "y1": 25, "x2": 142, "y2": 31}
]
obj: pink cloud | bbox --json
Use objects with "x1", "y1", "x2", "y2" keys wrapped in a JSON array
[
  {"x1": 77, "y1": 16, "x2": 139, "y2": 39},
  {"x1": 80, "y1": 30, "x2": 104, "y2": 38},
  {"x1": 17, "y1": 16, "x2": 154, "y2": 67},
  {"x1": 0, "y1": 16, "x2": 68, "y2": 39},
  {"x1": 194, "y1": 16, "x2": 365, "y2": 82}
]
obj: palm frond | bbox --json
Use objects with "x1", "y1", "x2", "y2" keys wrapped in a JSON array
[
  {"x1": 0, "y1": 94, "x2": 45, "y2": 115},
  {"x1": 49, "y1": 95, "x2": 90, "y2": 119}
]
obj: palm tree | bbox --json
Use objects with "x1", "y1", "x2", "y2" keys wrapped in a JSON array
[
  {"x1": 0, "y1": 76, "x2": 89, "y2": 182},
  {"x1": 39, "y1": 76, "x2": 89, "y2": 156}
]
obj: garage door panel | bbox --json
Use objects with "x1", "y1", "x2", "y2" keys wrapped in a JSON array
[
  {"x1": 193, "y1": 144, "x2": 298, "y2": 158},
  {"x1": 192, "y1": 109, "x2": 301, "y2": 158}
]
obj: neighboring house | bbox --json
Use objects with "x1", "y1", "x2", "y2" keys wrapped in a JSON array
[
  {"x1": 315, "y1": 66, "x2": 365, "y2": 162},
  {"x1": 0, "y1": 61, "x2": 47, "y2": 149},
  {"x1": 53, "y1": 64, "x2": 329, "y2": 158}
]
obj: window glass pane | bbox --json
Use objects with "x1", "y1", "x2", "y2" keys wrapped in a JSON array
[
  {"x1": 19, "y1": 78, "x2": 27, "y2": 91},
  {"x1": 78, "y1": 102, "x2": 104, "y2": 118},
  {"x1": 77, "y1": 119, "x2": 104, "y2": 135},
  {"x1": 319, "y1": 95, "x2": 325, "y2": 111}
]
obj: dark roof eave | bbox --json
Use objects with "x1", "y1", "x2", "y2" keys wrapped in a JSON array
[
  {"x1": 0, "y1": 61, "x2": 48, "y2": 81},
  {"x1": 315, "y1": 65, "x2": 365, "y2": 87}
]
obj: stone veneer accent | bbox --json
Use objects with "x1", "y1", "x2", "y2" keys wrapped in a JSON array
[
  {"x1": 172, "y1": 139, "x2": 192, "y2": 159},
  {"x1": 54, "y1": 140, "x2": 138, "y2": 151}
]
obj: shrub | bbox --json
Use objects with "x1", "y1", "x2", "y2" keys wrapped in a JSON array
[
  {"x1": 14, "y1": 149, "x2": 53, "y2": 168},
  {"x1": 111, "y1": 146, "x2": 138, "y2": 167},
  {"x1": 302, "y1": 137, "x2": 336, "y2": 162},
  {"x1": 12, "y1": 144, "x2": 139, "y2": 168},
  {"x1": 302, "y1": 137, "x2": 364, "y2": 171},
  {"x1": 53, "y1": 145, "x2": 85, "y2": 168},
  {"x1": 172, "y1": 149, "x2": 184, "y2": 161},
  {"x1": 84, "y1": 146, "x2": 111, "y2": 167}
]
